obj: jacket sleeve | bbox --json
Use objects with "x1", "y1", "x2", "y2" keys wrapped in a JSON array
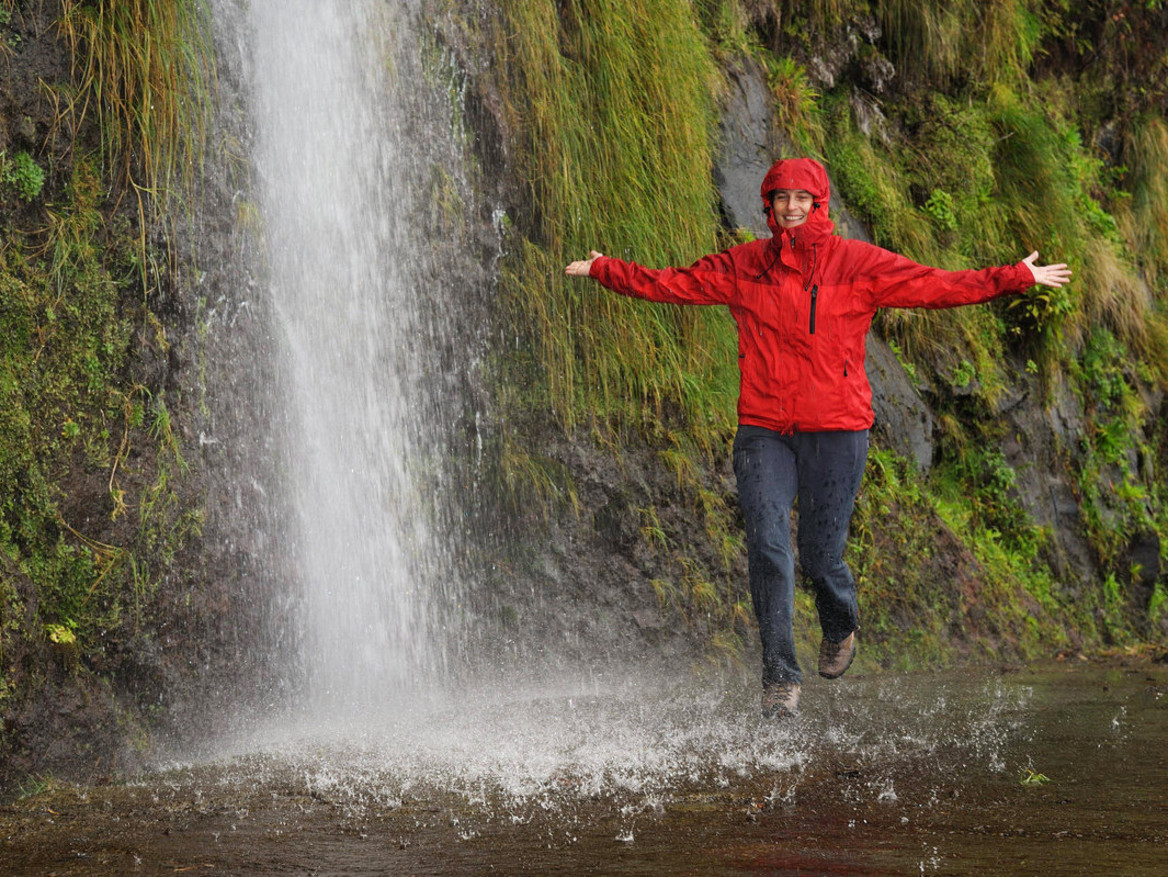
[
  {"x1": 846, "y1": 240, "x2": 1034, "y2": 309},
  {"x1": 588, "y1": 251, "x2": 738, "y2": 306}
]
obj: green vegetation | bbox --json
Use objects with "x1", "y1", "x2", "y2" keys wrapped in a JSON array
[
  {"x1": 0, "y1": 155, "x2": 198, "y2": 699},
  {"x1": 491, "y1": 0, "x2": 738, "y2": 444},
  {"x1": 1020, "y1": 767, "x2": 1051, "y2": 786},
  {"x1": 1, "y1": 0, "x2": 208, "y2": 732}
]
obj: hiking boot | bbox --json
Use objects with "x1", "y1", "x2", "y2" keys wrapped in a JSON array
[
  {"x1": 818, "y1": 631, "x2": 856, "y2": 679},
  {"x1": 761, "y1": 681, "x2": 801, "y2": 718}
]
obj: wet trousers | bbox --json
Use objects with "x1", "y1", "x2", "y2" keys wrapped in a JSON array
[{"x1": 732, "y1": 425, "x2": 868, "y2": 685}]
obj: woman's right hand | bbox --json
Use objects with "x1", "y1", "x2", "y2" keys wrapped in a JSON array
[{"x1": 565, "y1": 250, "x2": 604, "y2": 277}]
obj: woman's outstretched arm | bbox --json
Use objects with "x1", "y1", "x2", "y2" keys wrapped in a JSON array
[
  {"x1": 854, "y1": 243, "x2": 1072, "y2": 310},
  {"x1": 564, "y1": 248, "x2": 739, "y2": 307}
]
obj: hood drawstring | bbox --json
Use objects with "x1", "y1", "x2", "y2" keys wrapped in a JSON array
[
  {"x1": 753, "y1": 245, "x2": 783, "y2": 282},
  {"x1": 806, "y1": 243, "x2": 819, "y2": 334},
  {"x1": 803, "y1": 242, "x2": 819, "y2": 292}
]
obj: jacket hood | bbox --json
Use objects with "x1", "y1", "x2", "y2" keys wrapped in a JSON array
[{"x1": 761, "y1": 158, "x2": 835, "y2": 247}]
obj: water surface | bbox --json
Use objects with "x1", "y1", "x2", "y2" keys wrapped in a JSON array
[{"x1": 3, "y1": 659, "x2": 1164, "y2": 875}]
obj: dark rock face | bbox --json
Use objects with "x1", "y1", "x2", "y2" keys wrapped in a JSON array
[
  {"x1": 997, "y1": 375, "x2": 1095, "y2": 597},
  {"x1": 866, "y1": 336, "x2": 935, "y2": 471},
  {"x1": 714, "y1": 57, "x2": 781, "y2": 239}
]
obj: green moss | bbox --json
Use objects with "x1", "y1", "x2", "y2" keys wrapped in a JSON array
[
  {"x1": 0, "y1": 150, "x2": 195, "y2": 703},
  {"x1": 1068, "y1": 327, "x2": 1157, "y2": 570}
]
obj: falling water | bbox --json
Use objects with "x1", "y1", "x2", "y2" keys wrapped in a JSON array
[{"x1": 246, "y1": 0, "x2": 454, "y2": 714}]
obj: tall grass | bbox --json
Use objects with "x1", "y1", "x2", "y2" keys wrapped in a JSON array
[
  {"x1": 990, "y1": 88, "x2": 1168, "y2": 374},
  {"x1": 872, "y1": 0, "x2": 1041, "y2": 86},
  {"x1": 494, "y1": 0, "x2": 738, "y2": 447},
  {"x1": 823, "y1": 71, "x2": 1168, "y2": 382},
  {"x1": 1122, "y1": 113, "x2": 1168, "y2": 292}
]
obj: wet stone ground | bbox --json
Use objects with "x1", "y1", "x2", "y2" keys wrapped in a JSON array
[{"x1": 2, "y1": 659, "x2": 1165, "y2": 875}]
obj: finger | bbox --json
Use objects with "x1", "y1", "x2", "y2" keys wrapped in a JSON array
[
  {"x1": 590, "y1": 250, "x2": 604, "y2": 259},
  {"x1": 1023, "y1": 250, "x2": 1039, "y2": 264}
]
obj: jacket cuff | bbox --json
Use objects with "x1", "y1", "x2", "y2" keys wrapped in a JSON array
[{"x1": 1012, "y1": 260, "x2": 1035, "y2": 289}]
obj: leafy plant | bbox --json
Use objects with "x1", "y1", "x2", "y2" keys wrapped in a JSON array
[
  {"x1": 45, "y1": 621, "x2": 77, "y2": 645},
  {"x1": 1, "y1": 150, "x2": 46, "y2": 201},
  {"x1": 922, "y1": 188, "x2": 958, "y2": 232},
  {"x1": 1020, "y1": 767, "x2": 1051, "y2": 786},
  {"x1": 765, "y1": 55, "x2": 822, "y2": 151},
  {"x1": 950, "y1": 359, "x2": 976, "y2": 389}
]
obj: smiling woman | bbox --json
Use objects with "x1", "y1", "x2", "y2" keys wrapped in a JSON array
[{"x1": 567, "y1": 156, "x2": 1071, "y2": 718}]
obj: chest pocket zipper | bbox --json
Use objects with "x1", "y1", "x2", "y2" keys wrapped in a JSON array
[{"x1": 809, "y1": 284, "x2": 818, "y2": 334}]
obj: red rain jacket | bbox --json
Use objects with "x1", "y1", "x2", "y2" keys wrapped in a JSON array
[{"x1": 588, "y1": 158, "x2": 1034, "y2": 433}]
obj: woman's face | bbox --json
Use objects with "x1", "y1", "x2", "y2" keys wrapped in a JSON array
[{"x1": 770, "y1": 189, "x2": 815, "y2": 228}]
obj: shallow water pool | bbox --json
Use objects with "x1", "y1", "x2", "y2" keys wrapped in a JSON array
[{"x1": 2, "y1": 658, "x2": 1165, "y2": 875}]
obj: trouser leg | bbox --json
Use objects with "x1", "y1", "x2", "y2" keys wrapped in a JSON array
[
  {"x1": 733, "y1": 425, "x2": 800, "y2": 685},
  {"x1": 794, "y1": 429, "x2": 869, "y2": 642}
]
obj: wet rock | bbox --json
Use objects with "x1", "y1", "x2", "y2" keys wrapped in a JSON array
[
  {"x1": 632, "y1": 608, "x2": 665, "y2": 630},
  {"x1": 866, "y1": 334, "x2": 934, "y2": 471},
  {"x1": 1000, "y1": 372, "x2": 1096, "y2": 596},
  {"x1": 858, "y1": 46, "x2": 897, "y2": 94},
  {"x1": 850, "y1": 89, "x2": 891, "y2": 141},
  {"x1": 594, "y1": 491, "x2": 640, "y2": 553},
  {"x1": 1119, "y1": 528, "x2": 1161, "y2": 612}
]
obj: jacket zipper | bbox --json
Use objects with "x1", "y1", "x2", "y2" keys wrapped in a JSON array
[{"x1": 809, "y1": 284, "x2": 818, "y2": 334}]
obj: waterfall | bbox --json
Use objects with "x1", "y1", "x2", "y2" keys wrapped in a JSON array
[{"x1": 243, "y1": 0, "x2": 462, "y2": 715}]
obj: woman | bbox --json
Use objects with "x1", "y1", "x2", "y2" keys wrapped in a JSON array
[{"x1": 565, "y1": 158, "x2": 1071, "y2": 718}]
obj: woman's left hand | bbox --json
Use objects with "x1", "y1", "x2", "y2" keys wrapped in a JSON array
[{"x1": 1023, "y1": 251, "x2": 1072, "y2": 288}]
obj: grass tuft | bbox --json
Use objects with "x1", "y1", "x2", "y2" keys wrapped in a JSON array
[{"x1": 57, "y1": 0, "x2": 213, "y2": 203}]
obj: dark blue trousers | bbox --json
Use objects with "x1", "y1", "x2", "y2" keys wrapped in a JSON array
[{"x1": 732, "y1": 425, "x2": 868, "y2": 685}]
